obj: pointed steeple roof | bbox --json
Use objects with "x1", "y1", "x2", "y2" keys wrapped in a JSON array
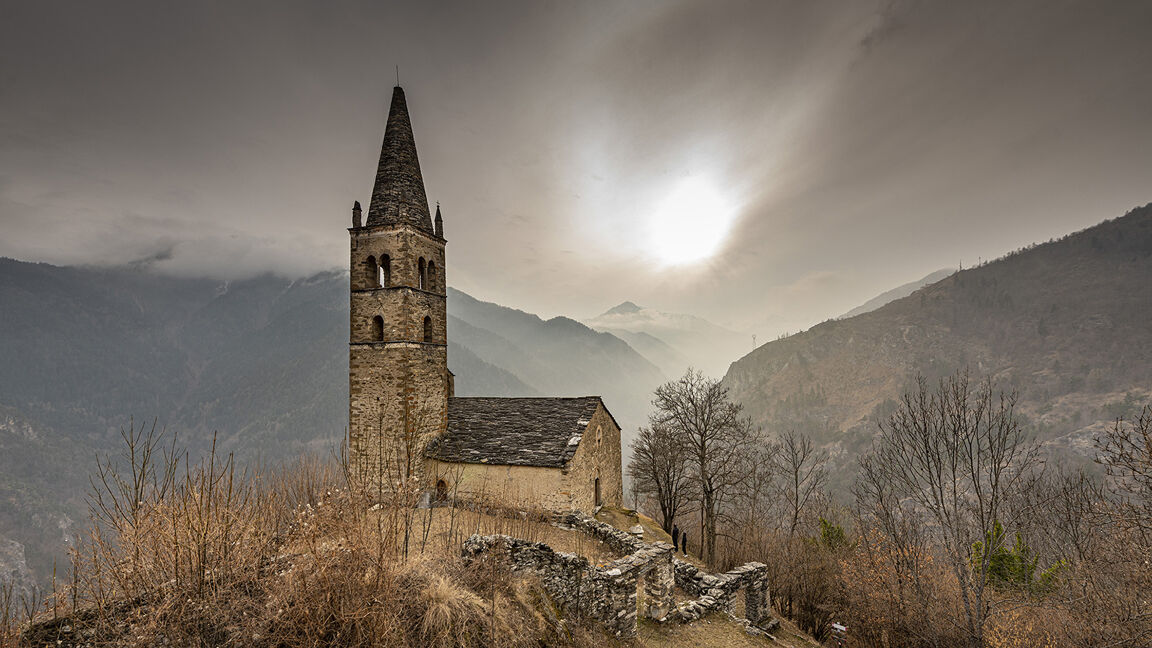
[{"x1": 366, "y1": 86, "x2": 433, "y2": 232}]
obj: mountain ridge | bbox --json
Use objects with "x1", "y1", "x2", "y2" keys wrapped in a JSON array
[
  {"x1": 583, "y1": 301, "x2": 746, "y2": 379},
  {"x1": 723, "y1": 203, "x2": 1152, "y2": 494},
  {"x1": 0, "y1": 264, "x2": 666, "y2": 594},
  {"x1": 839, "y1": 267, "x2": 956, "y2": 319}
]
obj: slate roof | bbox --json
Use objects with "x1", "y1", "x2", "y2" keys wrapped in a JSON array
[
  {"x1": 366, "y1": 86, "x2": 435, "y2": 234},
  {"x1": 426, "y1": 397, "x2": 604, "y2": 468}
]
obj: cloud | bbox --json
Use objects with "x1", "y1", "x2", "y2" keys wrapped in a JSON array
[{"x1": 1, "y1": 0, "x2": 1150, "y2": 330}]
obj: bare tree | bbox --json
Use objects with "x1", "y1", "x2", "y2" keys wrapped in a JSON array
[
  {"x1": 773, "y1": 430, "x2": 829, "y2": 537},
  {"x1": 651, "y1": 368, "x2": 758, "y2": 566},
  {"x1": 1007, "y1": 467, "x2": 1105, "y2": 566},
  {"x1": 855, "y1": 371, "x2": 1038, "y2": 648},
  {"x1": 1090, "y1": 406, "x2": 1152, "y2": 647},
  {"x1": 1097, "y1": 405, "x2": 1152, "y2": 538},
  {"x1": 726, "y1": 440, "x2": 776, "y2": 551},
  {"x1": 628, "y1": 422, "x2": 696, "y2": 533}
]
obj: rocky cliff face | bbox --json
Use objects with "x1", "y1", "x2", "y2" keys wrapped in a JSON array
[{"x1": 0, "y1": 538, "x2": 35, "y2": 611}]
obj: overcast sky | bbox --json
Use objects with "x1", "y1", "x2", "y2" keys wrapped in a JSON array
[{"x1": 2, "y1": 0, "x2": 1150, "y2": 335}]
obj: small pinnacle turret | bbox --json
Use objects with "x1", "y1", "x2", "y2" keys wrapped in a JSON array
[
  {"x1": 434, "y1": 203, "x2": 444, "y2": 238},
  {"x1": 352, "y1": 200, "x2": 362, "y2": 228},
  {"x1": 366, "y1": 86, "x2": 433, "y2": 233}
]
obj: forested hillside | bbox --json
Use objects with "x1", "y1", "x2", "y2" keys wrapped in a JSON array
[{"x1": 724, "y1": 204, "x2": 1152, "y2": 493}]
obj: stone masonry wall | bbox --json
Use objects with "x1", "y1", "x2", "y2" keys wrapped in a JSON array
[
  {"x1": 552, "y1": 511, "x2": 773, "y2": 630},
  {"x1": 350, "y1": 224, "x2": 446, "y2": 346},
  {"x1": 462, "y1": 533, "x2": 674, "y2": 639},
  {"x1": 349, "y1": 218, "x2": 449, "y2": 492},
  {"x1": 348, "y1": 343, "x2": 448, "y2": 489},
  {"x1": 557, "y1": 404, "x2": 624, "y2": 510},
  {"x1": 425, "y1": 461, "x2": 574, "y2": 510},
  {"x1": 350, "y1": 224, "x2": 445, "y2": 295},
  {"x1": 668, "y1": 558, "x2": 769, "y2": 627}
]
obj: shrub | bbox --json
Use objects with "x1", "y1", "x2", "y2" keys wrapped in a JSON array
[{"x1": 8, "y1": 422, "x2": 607, "y2": 648}]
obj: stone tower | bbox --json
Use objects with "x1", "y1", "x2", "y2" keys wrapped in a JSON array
[{"x1": 348, "y1": 86, "x2": 448, "y2": 491}]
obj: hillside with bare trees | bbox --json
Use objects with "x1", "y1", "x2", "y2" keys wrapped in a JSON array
[{"x1": 724, "y1": 204, "x2": 1152, "y2": 492}]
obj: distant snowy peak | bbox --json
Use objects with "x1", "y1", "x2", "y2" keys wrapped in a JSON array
[
  {"x1": 601, "y1": 301, "x2": 644, "y2": 316},
  {"x1": 587, "y1": 304, "x2": 736, "y2": 337},
  {"x1": 584, "y1": 302, "x2": 746, "y2": 379}
]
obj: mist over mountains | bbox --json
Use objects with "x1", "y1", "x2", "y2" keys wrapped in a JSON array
[
  {"x1": 0, "y1": 264, "x2": 678, "y2": 594},
  {"x1": 723, "y1": 204, "x2": 1152, "y2": 494},
  {"x1": 4, "y1": 203, "x2": 1152, "y2": 600},
  {"x1": 584, "y1": 300, "x2": 748, "y2": 379},
  {"x1": 838, "y1": 268, "x2": 956, "y2": 319}
]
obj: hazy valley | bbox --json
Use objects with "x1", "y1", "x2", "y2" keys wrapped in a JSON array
[
  {"x1": 0, "y1": 261, "x2": 738, "y2": 594},
  {"x1": 3, "y1": 204, "x2": 1152, "y2": 645}
]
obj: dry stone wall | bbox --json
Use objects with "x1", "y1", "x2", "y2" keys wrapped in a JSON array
[
  {"x1": 464, "y1": 511, "x2": 774, "y2": 638},
  {"x1": 462, "y1": 533, "x2": 672, "y2": 638},
  {"x1": 669, "y1": 559, "x2": 769, "y2": 627}
]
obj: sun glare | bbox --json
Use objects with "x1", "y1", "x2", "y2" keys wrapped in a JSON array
[{"x1": 647, "y1": 177, "x2": 735, "y2": 266}]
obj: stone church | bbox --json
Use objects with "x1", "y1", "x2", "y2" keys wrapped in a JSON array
[{"x1": 347, "y1": 86, "x2": 623, "y2": 513}]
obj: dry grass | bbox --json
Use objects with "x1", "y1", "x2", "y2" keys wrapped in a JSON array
[
  {"x1": 402, "y1": 506, "x2": 621, "y2": 566},
  {"x1": 636, "y1": 612, "x2": 815, "y2": 648},
  {"x1": 2, "y1": 423, "x2": 612, "y2": 648},
  {"x1": 595, "y1": 506, "x2": 707, "y2": 569}
]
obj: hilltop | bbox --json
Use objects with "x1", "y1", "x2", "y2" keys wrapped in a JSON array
[
  {"x1": 723, "y1": 204, "x2": 1152, "y2": 492},
  {"x1": 838, "y1": 267, "x2": 956, "y2": 319},
  {"x1": 0, "y1": 264, "x2": 665, "y2": 595}
]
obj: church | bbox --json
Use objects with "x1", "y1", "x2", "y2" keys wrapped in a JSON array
[{"x1": 346, "y1": 86, "x2": 623, "y2": 513}]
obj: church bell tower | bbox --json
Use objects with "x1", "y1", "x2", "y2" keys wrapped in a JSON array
[{"x1": 348, "y1": 85, "x2": 448, "y2": 491}]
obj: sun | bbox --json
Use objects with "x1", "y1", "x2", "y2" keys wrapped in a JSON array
[{"x1": 647, "y1": 177, "x2": 735, "y2": 266}]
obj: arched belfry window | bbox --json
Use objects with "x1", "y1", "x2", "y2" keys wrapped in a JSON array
[
  {"x1": 418, "y1": 257, "x2": 427, "y2": 290},
  {"x1": 423, "y1": 315, "x2": 433, "y2": 342},
  {"x1": 380, "y1": 255, "x2": 391, "y2": 288},
  {"x1": 366, "y1": 256, "x2": 378, "y2": 289},
  {"x1": 427, "y1": 260, "x2": 437, "y2": 292},
  {"x1": 371, "y1": 316, "x2": 384, "y2": 341}
]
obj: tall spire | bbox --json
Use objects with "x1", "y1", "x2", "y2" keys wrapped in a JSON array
[{"x1": 366, "y1": 86, "x2": 433, "y2": 232}]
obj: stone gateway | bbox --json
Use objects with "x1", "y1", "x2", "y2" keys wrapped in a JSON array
[{"x1": 347, "y1": 86, "x2": 623, "y2": 513}]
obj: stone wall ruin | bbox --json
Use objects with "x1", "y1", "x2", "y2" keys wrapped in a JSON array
[{"x1": 461, "y1": 511, "x2": 774, "y2": 639}]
